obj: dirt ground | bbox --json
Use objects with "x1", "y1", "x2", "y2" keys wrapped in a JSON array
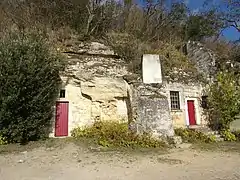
[{"x1": 0, "y1": 142, "x2": 240, "y2": 180}]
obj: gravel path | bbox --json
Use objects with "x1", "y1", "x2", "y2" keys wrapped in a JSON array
[{"x1": 0, "y1": 143, "x2": 240, "y2": 180}]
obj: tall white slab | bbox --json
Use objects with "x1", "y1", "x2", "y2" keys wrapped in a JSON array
[{"x1": 142, "y1": 54, "x2": 162, "y2": 84}]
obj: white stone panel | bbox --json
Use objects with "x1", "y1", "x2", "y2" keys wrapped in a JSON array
[{"x1": 142, "y1": 54, "x2": 162, "y2": 84}]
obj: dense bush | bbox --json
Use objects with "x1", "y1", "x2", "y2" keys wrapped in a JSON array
[
  {"x1": 232, "y1": 130, "x2": 240, "y2": 141},
  {"x1": 0, "y1": 31, "x2": 65, "y2": 143},
  {"x1": 0, "y1": 135, "x2": 7, "y2": 145},
  {"x1": 174, "y1": 128, "x2": 217, "y2": 143},
  {"x1": 220, "y1": 129, "x2": 237, "y2": 142},
  {"x1": 71, "y1": 121, "x2": 167, "y2": 148},
  {"x1": 208, "y1": 71, "x2": 240, "y2": 131}
]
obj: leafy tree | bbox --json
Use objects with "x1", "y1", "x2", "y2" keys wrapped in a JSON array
[
  {"x1": 185, "y1": 10, "x2": 223, "y2": 41},
  {"x1": 204, "y1": 0, "x2": 240, "y2": 41},
  {"x1": 220, "y1": 0, "x2": 240, "y2": 33},
  {"x1": 208, "y1": 71, "x2": 240, "y2": 131},
  {"x1": 0, "y1": 31, "x2": 65, "y2": 143}
]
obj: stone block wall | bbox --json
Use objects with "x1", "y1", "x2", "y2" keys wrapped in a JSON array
[
  {"x1": 129, "y1": 83, "x2": 174, "y2": 137},
  {"x1": 162, "y1": 82, "x2": 207, "y2": 127}
]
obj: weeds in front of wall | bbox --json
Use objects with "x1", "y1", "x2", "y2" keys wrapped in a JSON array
[
  {"x1": 0, "y1": 135, "x2": 7, "y2": 145},
  {"x1": 71, "y1": 121, "x2": 167, "y2": 149},
  {"x1": 174, "y1": 128, "x2": 217, "y2": 143}
]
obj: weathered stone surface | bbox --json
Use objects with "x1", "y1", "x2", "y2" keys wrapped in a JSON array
[
  {"x1": 230, "y1": 116, "x2": 240, "y2": 131},
  {"x1": 138, "y1": 96, "x2": 174, "y2": 137},
  {"x1": 172, "y1": 136, "x2": 183, "y2": 145},
  {"x1": 162, "y1": 82, "x2": 204, "y2": 127},
  {"x1": 81, "y1": 77, "x2": 128, "y2": 101},
  {"x1": 51, "y1": 77, "x2": 129, "y2": 137},
  {"x1": 50, "y1": 40, "x2": 214, "y2": 138},
  {"x1": 187, "y1": 41, "x2": 217, "y2": 82},
  {"x1": 130, "y1": 83, "x2": 174, "y2": 137},
  {"x1": 49, "y1": 41, "x2": 131, "y2": 137},
  {"x1": 63, "y1": 41, "x2": 129, "y2": 81}
]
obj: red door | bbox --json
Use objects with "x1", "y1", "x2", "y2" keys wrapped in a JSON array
[
  {"x1": 55, "y1": 101, "x2": 69, "y2": 137},
  {"x1": 187, "y1": 100, "x2": 196, "y2": 125}
]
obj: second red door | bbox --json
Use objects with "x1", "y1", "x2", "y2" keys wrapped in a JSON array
[{"x1": 187, "y1": 100, "x2": 196, "y2": 125}]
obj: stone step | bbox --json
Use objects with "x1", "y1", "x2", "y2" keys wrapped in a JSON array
[
  {"x1": 214, "y1": 134, "x2": 221, "y2": 138},
  {"x1": 188, "y1": 126, "x2": 220, "y2": 136},
  {"x1": 215, "y1": 137, "x2": 224, "y2": 142}
]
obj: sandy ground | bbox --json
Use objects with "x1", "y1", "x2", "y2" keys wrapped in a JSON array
[{"x1": 0, "y1": 143, "x2": 240, "y2": 180}]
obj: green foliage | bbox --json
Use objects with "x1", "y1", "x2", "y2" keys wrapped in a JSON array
[
  {"x1": 146, "y1": 43, "x2": 203, "y2": 82},
  {"x1": 105, "y1": 33, "x2": 143, "y2": 73},
  {"x1": 232, "y1": 130, "x2": 240, "y2": 141},
  {"x1": 0, "y1": 0, "x2": 224, "y2": 43},
  {"x1": 0, "y1": 135, "x2": 7, "y2": 145},
  {"x1": 220, "y1": 129, "x2": 237, "y2": 142},
  {"x1": 174, "y1": 128, "x2": 217, "y2": 143},
  {"x1": 106, "y1": 33, "x2": 203, "y2": 83},
  {"x1": 185, "y1": 10, "x2": 223, "y2": 41},
  {"x1": 71, "y1": 121, "x2": 166, "y2": 148},
  {"x1": 0, "y1": 31, "x2": 65, "y2": 143},
  {"x1": 208, "y1": 71, "x2": 240, "y2": 131},
  {"x1": 204, "y1": 0, "x2": 240, "y2": 39}
]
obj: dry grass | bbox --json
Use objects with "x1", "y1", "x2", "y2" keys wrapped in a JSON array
[
  {"x1": 2, "y1": 138, "x2": 240, "y2": 156},
  {"x1": 0, "y1": 137, "x2": 169, "y2": 156},
  {"x1": 192, "y1": 142, "x2": 240, "y2": 153},
  {"x1": 0, "y1": 138, "x2": 72, "y2": 154}
]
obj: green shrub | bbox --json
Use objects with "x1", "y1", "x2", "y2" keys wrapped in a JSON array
[
  {"x1": 208, "y1": 71, "x2": 240, "y2": 131},
  {"x1": 174, "y1": 128, "x2": 216, "y2": 143},
  {"x1": 0, "y1": 135, "x2": 7, "y2": 145},
  {"x1": 71, "y1": 121, "x2": 166, "y2": 148},
  {"x1": 232, "y1": 130, "x2": 240, "y2": 141},
  {"x1": 0, "y1": 31, "x2": 65, "y2": 143},
  {"x1": 220, "y1": 129, "x2": 237, "y2": 142}
]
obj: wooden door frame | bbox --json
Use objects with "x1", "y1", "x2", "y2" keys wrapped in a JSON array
[{"x1": 185, "y1": 98, "x2": 201, "y2": 126}]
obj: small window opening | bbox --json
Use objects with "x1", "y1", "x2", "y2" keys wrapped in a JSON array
[
  {"x1": 182, "y1": 44, "x2": 188, "y2": 55},
  {"x1": 166, "y1": 53, "x2": 170, "y2": 58},
  {"x1": 60, "y1": 89, "x2": 66, "y2": 98},
  {"x1": 170, "y1": 91, "x2": 180, "y2": 110},
  {"x1": 201, "y1": 95, "x2": 208, "y2": 109}
]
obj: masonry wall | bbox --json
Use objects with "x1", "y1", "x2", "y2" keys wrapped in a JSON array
[
  {"x1": 162, "y1": 82, "x2": 207, "y2": 128},
  {"x1": 129, "y1": 83, "x2": 174, "y2": 137}
]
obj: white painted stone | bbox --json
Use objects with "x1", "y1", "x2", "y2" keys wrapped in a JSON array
[
  {"x1": 116, "y1": 98, "x2": 128, "y2": 121},
  {"x1": 142, "y1": 54, "x2": 162, "y2": 84}
]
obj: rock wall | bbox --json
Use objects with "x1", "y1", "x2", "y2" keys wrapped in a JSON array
[
  {"x1": 63, "y1": 41, "x2": 129, "y2": 80},
  {"x1": 129, "y1": 83, "x2": 174, "y2": 137},
  {"x1": 187, "y1": 41, "x2": 217, "y2": 82},
  {"x1": 50, "y1": 39, "x2": 215, "y2": 137},
  {"x1": 54, "y1": 41, "x2": 131, "y2": 136}
]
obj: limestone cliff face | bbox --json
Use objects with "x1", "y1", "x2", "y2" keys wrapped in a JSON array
[
  {"x1": 59, "y1": 41, "x2": 131, "y2": 132},
  {"x1": 187, "y1": 41, "x2": 217, "y2": 83},
  {"x1": 63, "y1": 41, "x2": 129, "y2": 80},
  {"x1": 55, "y1": 39, "x2": 217, "y2": 136}
]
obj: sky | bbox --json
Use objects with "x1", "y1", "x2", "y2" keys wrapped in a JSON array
[{"x1": 138, "y1": 0, "x2": 240, "y2": 41}]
